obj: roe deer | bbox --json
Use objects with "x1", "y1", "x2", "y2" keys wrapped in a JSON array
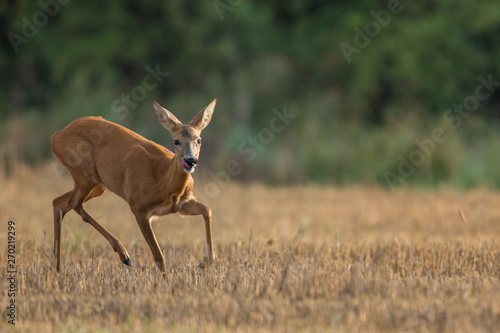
[{"x1": 52, "y1": 100, "x2": 216, "y2": 272}]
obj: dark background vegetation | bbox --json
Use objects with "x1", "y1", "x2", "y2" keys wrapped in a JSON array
[{"x1": 1, "y1": 0, "x2": 500, "y2": 187}]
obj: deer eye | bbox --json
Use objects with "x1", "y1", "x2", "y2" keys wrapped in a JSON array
[
  {"x1": 197, "y1": 139, "x2": 202, "y2": 145},
  {"x1": 174, "y1": 140, "x2": 180, "y2": 146}
]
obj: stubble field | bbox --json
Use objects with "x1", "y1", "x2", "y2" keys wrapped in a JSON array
[{"x1": 1, "y1": 164, "x2": 500, "y2": 332}]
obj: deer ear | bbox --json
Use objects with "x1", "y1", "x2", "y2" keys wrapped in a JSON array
[
  {"x1": 189, "y1": 99, "x2": 216, "y2": 131},
  {"x1": 153, "y1": 101, "x2": 183, "y2": 133}
]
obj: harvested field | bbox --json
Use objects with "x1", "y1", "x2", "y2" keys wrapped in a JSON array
[{"x1": 1, "y1": 164, "x2": 500, "y2": 332}]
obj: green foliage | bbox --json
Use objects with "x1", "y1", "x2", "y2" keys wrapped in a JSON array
[{"x1": 1, "y1": 0, "x2": 500, "y2": 188}]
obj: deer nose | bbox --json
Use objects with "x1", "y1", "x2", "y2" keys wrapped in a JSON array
[{"x1": 184, "y1": 157, "x2": 197, "y2": 167}]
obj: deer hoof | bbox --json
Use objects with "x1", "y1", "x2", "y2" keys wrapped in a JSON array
[
  {"x1": 198, "y1": 257, "x2": 213, "y2": 269},
  {"x1": 122, "y1": 256, "x2": 133, "y2": 266}
]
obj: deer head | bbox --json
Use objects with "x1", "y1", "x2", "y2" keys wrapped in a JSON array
[{"x1": 153, "y1": 100, "x2": 216, "y2": 173}]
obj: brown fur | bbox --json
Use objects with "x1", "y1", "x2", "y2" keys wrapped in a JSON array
[{"x1": 52, "y1": 100, "x2": 216, "y2": 272}]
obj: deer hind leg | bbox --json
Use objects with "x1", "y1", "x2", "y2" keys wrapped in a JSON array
[
  {"x1": 178, "y1": 199, "x2": 214, "y2": 268},
  {"x1": 53, "y1": 185, "x2": 106, "y2": 272},
  {"x1": 69, "y1": 183, "x2": 133, "y2": 267},
  {"x1": 53, "y1": 190, "x2": 74, "y2": 272}
]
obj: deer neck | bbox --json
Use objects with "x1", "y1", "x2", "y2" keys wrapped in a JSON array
[{"x1": 163, "y1": 156, "x2": 191, "y2": 195}]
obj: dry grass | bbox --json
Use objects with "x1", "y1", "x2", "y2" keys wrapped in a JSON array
[{"x1": 1, "y1": 164, "x2": 500, "y2": 332}]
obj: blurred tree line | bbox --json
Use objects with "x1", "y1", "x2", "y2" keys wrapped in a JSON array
[{"x1": 1, "y1": 0, "x2": 500, "y2": 187}]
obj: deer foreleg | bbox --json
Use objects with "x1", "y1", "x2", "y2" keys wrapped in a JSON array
[{"x1": 178, "y1": 199, "x2": 214, "y2": 267}]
